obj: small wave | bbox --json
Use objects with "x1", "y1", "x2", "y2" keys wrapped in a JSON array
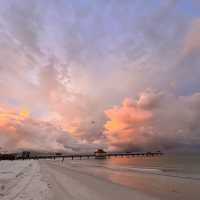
[
  {"x1": 100, "y1": 165, "x2": 200, "y2": 181},
  {"x1": 113, "y1": 166, "x2": 162, "y2": 173}
]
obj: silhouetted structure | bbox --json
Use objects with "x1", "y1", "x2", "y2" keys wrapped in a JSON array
[
  {"x1": 0, "y1": 149, "x2": 163, "y2": 161},
  {"x1": 94, "y1": 149, "x2": 107, "y2": 159},
  {"x1": 0, "y1": 153, "x2": 16, "y2": 160}
]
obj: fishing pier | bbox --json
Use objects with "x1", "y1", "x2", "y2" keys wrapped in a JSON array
[{"x1": 0, "y1": 149, "x2": 163, "y2": 160}]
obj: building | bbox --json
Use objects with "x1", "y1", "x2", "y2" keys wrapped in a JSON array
[
  {"x1": 94, "y1": 149, "x2": 107, "y2": 159},
  {"x1": 0, "y1": 153, "x2": 16, "y2": 160}
]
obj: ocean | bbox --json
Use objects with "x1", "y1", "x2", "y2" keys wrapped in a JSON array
[
  {"x1": 105, "y1": 153, "x2": 200, "y2": 176},
  {"x1": 65, "y1": 153, "x2": 200, "y2": 200}
]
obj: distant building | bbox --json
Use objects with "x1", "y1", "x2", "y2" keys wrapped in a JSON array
[
  {"x1": 94, "y1": 149, "x2": 107, "y2": 159},
  {"x1": 0, "y1": 153, "x2": 16, "y2": 160}
]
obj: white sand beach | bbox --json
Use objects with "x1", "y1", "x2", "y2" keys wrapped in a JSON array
[
  {"x1": 1, "y1": 159, "x2": 200, "y2": 200},
  {"x1": 0, "y1": 159, "x2": 158, "y2": 200},
  {"x1": 0, "y1": 160, "x2": 48, "y2": 200}
]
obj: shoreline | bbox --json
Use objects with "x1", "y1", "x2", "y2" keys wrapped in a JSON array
[
  {"x1": 40, "y1": 160, "x2": 158, "y2": 200},
  {"x1": 0, "y1": 159, "x2": 200, "y2": 200},
  {"x1": 41, "y1": 159, "x2": 200, "y2": 200}
]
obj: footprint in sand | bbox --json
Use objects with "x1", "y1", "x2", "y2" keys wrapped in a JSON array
[{"x1": 1, "y1": 185, "x2": 5, "y2": 190}]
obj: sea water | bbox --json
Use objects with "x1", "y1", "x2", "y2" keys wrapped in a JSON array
[
  {"x1": 66, "y1": 153, "x2": 200, "y2": 200},
  {"x1": 105, "y1": 153, "x2": 200, "y2": 176}
]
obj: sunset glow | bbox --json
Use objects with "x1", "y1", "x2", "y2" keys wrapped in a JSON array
[{"x1": 0, "y1": 1, "x2": 200, "y2": 153}]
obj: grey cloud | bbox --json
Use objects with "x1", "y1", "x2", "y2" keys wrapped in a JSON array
[
  {"x1": 0, "y1": 0, "x2": 44, "y2": 56},
  {"x1": 104, "y1": 91, "x2": 200, "y2": 152}
]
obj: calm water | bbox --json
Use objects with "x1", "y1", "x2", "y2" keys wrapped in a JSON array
[
  {"x1": 105, "y1": 153, "x2": 200, "y2": 175},
  {"x1": 63, "y1": 153, "x2": 200, "y2": 200},
  {"x1": 73, "y1": 153, "x2": 200, "y2": 175},
  {"x1": 70, "y1": 153, "x2": 200, "y2": 179}
]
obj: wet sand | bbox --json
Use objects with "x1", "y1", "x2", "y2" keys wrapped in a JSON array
[
  {"x1": 40, "y1": 160, "x2": 158, "y2": 200},
  {"x1": 40, "y1": 159, "x2": 200, "y2": 200}
]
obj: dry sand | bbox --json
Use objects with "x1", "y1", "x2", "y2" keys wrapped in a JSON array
[{"x1": 0, "y1": 160, "x2": 48, "y2": 200}]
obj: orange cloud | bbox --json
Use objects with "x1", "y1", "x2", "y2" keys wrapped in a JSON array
[
  {"x1": 0, "y1": 103, "x2": 97, "y2": 152},
  {"x1": 104, "y1": 91, "x2": 200, "y2": 152},
  {"x1": 19, "y1": 107, "x2": 30, "y2": 118},
  {"x1": 104, "y1": 97, "x2": 152, "y2": 150},
  {"x1": 0, "y1": 105, "x2": 31, "y2": 149},
  {"x1": 0, "y1": 105, "x2": 30, "y2": 128}
]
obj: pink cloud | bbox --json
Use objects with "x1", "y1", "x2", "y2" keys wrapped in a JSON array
[{"x1": 104, "y1": 91, "x2": 200, "y2": 152}]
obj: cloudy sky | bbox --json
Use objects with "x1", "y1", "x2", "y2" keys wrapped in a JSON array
[{"x1": 0, "y1": 0, "x2": 200, "y2": 153}]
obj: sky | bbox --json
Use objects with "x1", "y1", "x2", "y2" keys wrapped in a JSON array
[{"x1": 0, "y1": 0, "x2": 200, "y2": 153}]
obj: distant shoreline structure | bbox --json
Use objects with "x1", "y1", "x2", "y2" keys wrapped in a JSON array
[
  {"x1": 0, "y1": 149, "x2": 163, "y2": 161},
  {"x1": 94, "y1": 149, "x2": 107, "y2": 159}
]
